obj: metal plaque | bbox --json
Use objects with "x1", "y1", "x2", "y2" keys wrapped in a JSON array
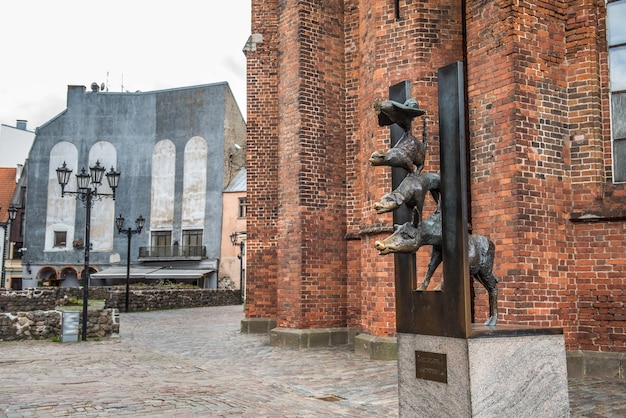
[{"x1": 415, "y1": 350, "x2": 447, "y2": 383}]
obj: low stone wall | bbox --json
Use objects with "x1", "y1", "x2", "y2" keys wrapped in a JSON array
[
  {"x1": 0, "y1": 309, "x2": 119, "y2": 341},
  {"x1": 84, "y1": 309, "x2": 120, "y2": 339},
  {"x1": 0, "y1": 288, "x2": 60, "y2": 312},
  {"x1": 105, "y1": 288, "x2": 241, "y2": 311},
  {"x1": 0, "y1": 287, "x2": 238, "y2": 341},
  {"x1": 0, "y1": 287, "x2": 104, "y2": 312},
  {"x1": 70, "y1": 287, "x2": 111, "y2": 300},
  {"x1": 0, "y1": 287, "x2": 241, "y2": 314}
]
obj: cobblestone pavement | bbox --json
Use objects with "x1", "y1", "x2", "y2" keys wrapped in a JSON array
[{"x1": 0, "y1": 305, "x2": 624, "y2": 417}]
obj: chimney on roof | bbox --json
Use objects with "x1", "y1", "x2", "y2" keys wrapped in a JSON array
[{"x1": 16, "y1": 120, "x2": 27, "y2": 130}]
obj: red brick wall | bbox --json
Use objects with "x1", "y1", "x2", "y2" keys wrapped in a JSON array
[
  {"x1": 467, "y1": 0, "x2": 626, "y2": 351},
  {"x1": 254, "y1": 0, "x2": 349, "y2": 329},
  {"x1": 343, "y1": 0, "x2": 464, "y2": 336},
  {"x1": 565, "y1": 1, "x2": 626, "y2": 352},
  {"x1": 572, "y1": 221, "x2": 626, "y2": 351},
  {"x1": 247, "y1": 0, "x2": 626, "y2": 352},
  {"x1": 245, "y1": 0, "x2": 279, "y2": 319},
  {"x1": 467, "y1": 0, "x2": 574, "y2": 327}
]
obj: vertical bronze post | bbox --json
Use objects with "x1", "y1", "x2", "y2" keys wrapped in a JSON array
[{"x1": 437, "y1": 61, "x2": 472, "y2": 337}]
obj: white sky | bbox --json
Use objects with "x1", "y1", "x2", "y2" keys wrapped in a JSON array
[{"x1": 0, "y1": 0, "x2": 251, "y2": 130}]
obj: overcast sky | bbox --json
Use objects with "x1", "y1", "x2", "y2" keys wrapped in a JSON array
[{"x1": 0, "y1": 1, "x2": 251, "y2": 130}]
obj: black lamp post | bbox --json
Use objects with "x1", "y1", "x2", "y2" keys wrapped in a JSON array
[
  {"x1": 230, "y1": 231, "x2": 246, "y2": 303},
  {"x1": 56, "y1": 160, "x2": 120, "y2": 341},
  {"x1": 1, "y1": 206, "x2": 18, "y2": 288},
  {"x1": 115, "y1": 214, "x2": 145, "y2": 313}
]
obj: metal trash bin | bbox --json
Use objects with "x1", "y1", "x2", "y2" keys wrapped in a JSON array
[{"x1": 61, "y1": 310, "x2": 80, "y2": 342}]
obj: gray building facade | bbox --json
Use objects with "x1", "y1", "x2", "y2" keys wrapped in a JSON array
[{"x1": 22, "y1": 82, "x2": 245, "y2": 289}]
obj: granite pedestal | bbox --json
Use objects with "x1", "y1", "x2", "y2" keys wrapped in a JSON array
[{"x1": 397, "y1": 326, "x2": 570, "y2": 417}]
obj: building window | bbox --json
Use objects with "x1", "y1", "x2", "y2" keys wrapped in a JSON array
[
  {"x1": 238, "y1": 197, "x2": 247, "y2": 218},
  {"x1": 54, "y1": 231, "x2": 67, "y2": 247},
  {"x1": 151, "y1": 231, "x2": 172, "y2": 247},
  {"x1": 151, "y1": 231, "x2": 171, "y2": 257},
  {"x1": 608, "y1": 0, "x2": 626, "y2": 181},
  {"x1": 182, "y1": 229, "x2": 203, "y2": 247}
]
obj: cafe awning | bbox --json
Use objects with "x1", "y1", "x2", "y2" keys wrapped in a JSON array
[
  {"x1": 91, "y1": 267, "x2": 160, "y2": 279},
  {"x1": 145, "y1": 269, "x2": 214, "y2": 280},
  {"x1": 91, "y1": 267, "x2": 214, "y2": 280}
]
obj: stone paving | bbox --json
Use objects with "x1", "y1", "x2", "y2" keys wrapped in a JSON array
[{"x1": 0, "y1": 305, "x2": 624, "y2": 417}]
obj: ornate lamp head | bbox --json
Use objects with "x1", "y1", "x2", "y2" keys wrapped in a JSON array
[
  {"x1": 135, "y1": 215, "x2": 145, "y2": 234},
  {"x1": 115, "y1": 213, "x2": 125, "y2": 233},
  {"x1": 56, "y1": 162, "x2": 73, "y2": 194}
]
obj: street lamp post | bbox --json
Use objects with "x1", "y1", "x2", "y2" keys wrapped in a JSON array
[
  {"x1": 1, "y1": 206, "x2": 18, "y2": 289},
  {"x1": 56, "y1": 160, "x2": 120, "y2": 341},
  {"x1": 230, "y1": 231, "x2": 246, "y2": 303},
  {"x1": 115, "y1": 214, "x2": 145, "y2": 313}
]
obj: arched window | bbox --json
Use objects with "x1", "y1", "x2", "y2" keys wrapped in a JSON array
[
  {"x1": 89, "y1": 141, "x2": 117, "y2": 251},
  {"x1": 46, "y1": 142, "x2": 78, "y2": 251},
  {"x1": 182, "y1": 136, "x2": 208, "y2": 229}
]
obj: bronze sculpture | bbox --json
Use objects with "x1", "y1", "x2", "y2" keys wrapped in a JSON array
[
  {"x1": 374, "y1": 172, "x2": 440, "y2": 225},
  {"x1": 373, "y1": 98, "x2": 426, "y2": 132},
  {"x1": 368, "y1": 132, "x2": 427, "y2": 173},
  {"x1": 370, "y1": 96, "x2": 499, "y2": 326},
  {"x1": 374, "y1": 212, "x2": 499, "y2": 326},
  {"x1": 370, "y1": 99, "x2": 428, "y2": 174}
]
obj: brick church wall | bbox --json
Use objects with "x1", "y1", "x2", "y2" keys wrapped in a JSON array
[
  {"x1": 245, "y1": 0, "x2": 280, "y2": 319},
  {"x1": 246, "y1": 0, "x2": 349, "y2": 329},
  {"x1": 273, "y1": 1, "x2": 348, "y2": 329},
  {"x1": 342, "y1": 0, "x2": 465, "y2": 337},
  {"x1": 566, "y1": 0, "x2": 626, "y2": 352},
  {"x1": 246, "y1": 0, "x2": 626, "y2": 352},
  {"x1": 465, "y1": 0, "x2": 626, "y2": 352},
  {"x1": 466, "y1": 0, "x2": 574, "y2": 329}
]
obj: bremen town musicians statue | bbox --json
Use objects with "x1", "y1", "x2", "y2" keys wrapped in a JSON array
[{"x1": 370, "y1": 98, "x2": 499, "y2": 326}]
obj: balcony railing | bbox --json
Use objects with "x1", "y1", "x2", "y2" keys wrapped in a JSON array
[{"x1": 138, "y1": 245, "x2": 207, "y2": 260}]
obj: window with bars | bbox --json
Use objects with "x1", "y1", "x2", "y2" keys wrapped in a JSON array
[{"x1": 608, "y1": 0, "x2": 626, "y2": 181}]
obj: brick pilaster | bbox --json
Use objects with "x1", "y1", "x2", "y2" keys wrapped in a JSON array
[{"x1": 245, "y1": 0, "x2": 280, "y2": 320}]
